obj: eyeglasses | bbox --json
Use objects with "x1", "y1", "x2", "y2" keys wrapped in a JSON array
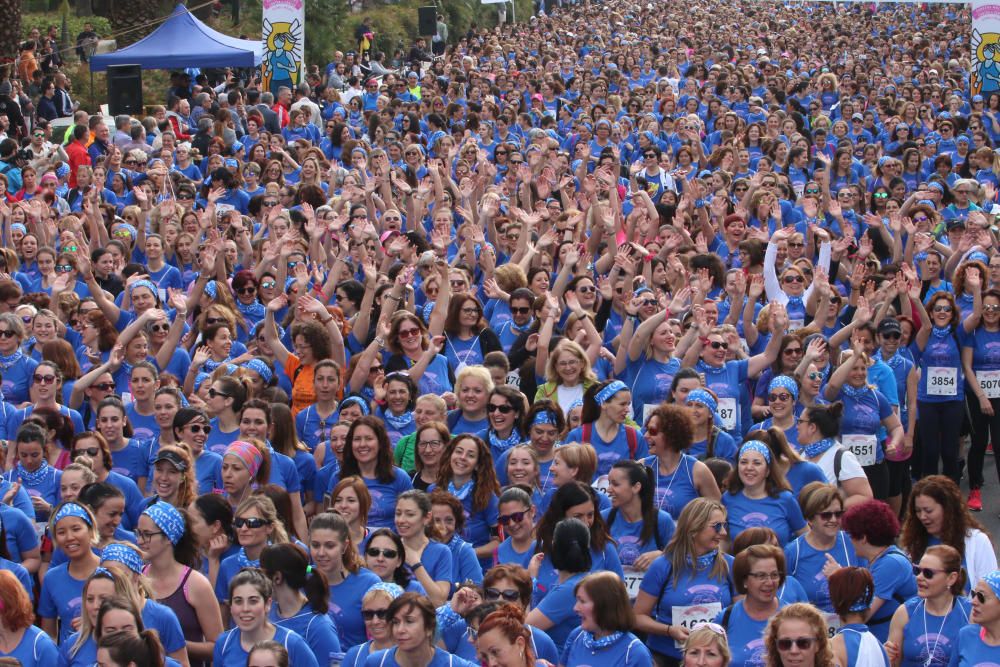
[
  {"x1": 0, "y1": 330, "x2": 15, "y2": 339},
  {"x1": 460, "y1": 307, "x2": 480, "y2": 316},
  {"x1": 362, "y1": 609, "x2": 390, "y2": 621},
  {"x1": 510, "y1": 307, "x2": 531, "y2": 315},
  {"x1": 149, "y1": 323, "x2": 170, "y2": 333},
  {"x1": 92, "y1": 382, "x2": 116, "y2": 391},
  {"x1": 366, "y1": 547, "x2": 399, "y2": 559},
  {"x1": 708, "y1": 341, "x2": 728, "y2": 350},
  {"x1": 783, "y1": 275, "x2": 805, "y2": 284},
  {"x1": 184, "y1": 423, "x2": 212, "y2": 434},
  {"x1": 913, "y1": 565, "x2": 953, "y2": 579},
  {"x1": 777, "y1": 638, "x2": 816, "y2": 651},
  {"x1": 816, "y1": 510, "x2": 845, "y2": 521},
  {"x1": 747, "y1": 571, "x2": 782, "y2": 582},
  {"x1": 484, "y1": 588, "x2": 521, "y2": 601},
  {"x1": 498, "y1": 511, "x2": 527, "y2": 526},
  {"x1": 768, "y1": 393, "x2": 793, "y2": 403},
  {"x1": 234, "y1": 517, "x2": 272, "y2": 529},
  {"x1": 33, "y1": 374, "x2": 57, "y2": 384},
  {"x1": 135, "y1": 529, "x2": 165, "y2": 542},
  {"x1": 710, "y1": 522, "x2": 725, "y2": 533},
  {"x1": 487, "y1": 403, "x2": 514, "y2": 414},
  {"x1": 418, "y1": 439, "x2": 443, "y2": 449},
  {"x1": 74, "y1": 446, "x2": 100, "y2": 457}
]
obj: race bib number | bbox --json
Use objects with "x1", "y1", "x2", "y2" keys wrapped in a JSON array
[
  {"x1": 977, "y1": 370, "x2": 1000, "y2": 399},
  {"x1": 643, "y1": 403, "x2": 658, "y2": 425},
  {"x1": 788, "y1": 318, "x2": 805, "y2": 332},
  {"x1": 592, "y1": 475, "x2": 610, "y2": 497},
  {"x1": 35, "y1": 520, "x2": 47, "y2": 540},
  {"x1": 672, "y1": 602, "x2": 722, "y2": 649},
  {"x1": 842, "y1": 433, "x2": 877, "y2": 467},
  {"x1": 623, "y1": 567, "x2": 645, "y2": 600},
  {"x1": 927, "y1": 366, "x2": 958, "y2": 397},
  {"x1": 824, "y1": 613, "x2": 842, "y2": 639},
  {"x1": 718, "y1": 397, "x2": 737, "y2": 431}
]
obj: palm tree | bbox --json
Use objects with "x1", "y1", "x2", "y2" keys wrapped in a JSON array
[
  {"x1": 0, "y1": 0, "x2": 22, "y2": 67},
  {"x1": 110, "y1": 0, "x2": 172, "y2": 46}
]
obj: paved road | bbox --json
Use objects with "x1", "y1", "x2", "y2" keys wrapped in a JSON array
[{"x1": 974, "y1": 450, "x2": 1000, "y2": 558}]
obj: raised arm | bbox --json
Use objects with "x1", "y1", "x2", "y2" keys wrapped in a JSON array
[{"x1": 747, "y1": 304, "x2": 788, "y2": 378}]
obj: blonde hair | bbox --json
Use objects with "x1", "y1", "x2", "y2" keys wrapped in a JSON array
[
  {"x1": 456, "y1": 365, "x2": 495, "y2": 395},
  {"x1": 545, "y1": 339, "x2": 597, "y2": 386},
  {"x1": 235, "y1": 495, "x2": 290, "y2": 545},
  {"x1": 667, "y1": 498, "x2": 729, "y2": 585}
]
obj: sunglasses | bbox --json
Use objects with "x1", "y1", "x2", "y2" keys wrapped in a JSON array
[
  {"x1": 0, "y1": 330, "x2": 15, "y2": 339},
  {"x1": 33, "y1": 374, "x2": 57, "y2": 384},
  {"x1": 484, "y1": 587, "x2": 521, "y2": 602},
  {"x1": 783, "y1": 275, "x2": 805, "y2": 284},
  {"x1": 74, "y1": 446, "x2": 100, "y2": 458},
  {"x1": 710, "y1": 521, "x2": 725, "y2": 533},
  {"x1": 176, "y1": 193, "x2": 194, "y2": 201},
  {"x1": 149, "y1": 323, "x2": 170, "y2": 333},
  {"x1": 487, "y1": 403, "x2": 514, "y2": 414},
  {"x1": 873, "y1": 192, "x2": 889, "y2": 199},
  {"x1": 263, "y1": 200, "x2": 279, "y2": 207},
  {"x1": 881, "y1": 332, "x2": 902, "y2": 340},
  {"x1": 237, "y1": 287, "x2": 257, "y2": 295},
  {"x1": 366, "y1": 547, "x2": 399, "y2": 559},
  {"x1": 92, "y1": 382, "x2": 116, "y2": 391},
  {"x1": 55, "y1": 264, "x2": 73, "y2": 273},
  {"x1": 708, "y1": 341, "x2": 728, "y2": 350},
  {"x1": 971, "y1": 590, "x2": 990, "y2": 604},
  {"x1": 768, "y1": 393, "x2": 792, "y2": 403},
  {"x1": 577, "y1": 285, "x2": 596, "y2": 293},
  {"x1": 913, "y1": 565, "x2": 952, "y2": 579},
  {"x1": 777, "y1": 638, "x2": 816, "y2": 651},
  {"x1": 510, "y1": 307, "x2": 531, "y2": 315},
  {"x1": 260, "y1": 281, "x2": 276, "y2": 289},
  {"x1": 498, "y1": 511, "x2": 528, "y2": 526},
  {"x1": 816, "y1": 510, "x2": 844, "y2": 521},
  {"x1": 932, "y1": 305, "x2": 953, "y2": 313},
  {"x1": 233, "y1": 517, "x2": 271, "y2": 529},
  {"x1": 783, "y1": 347, "x2": 803, "y2": 355},
  {"x1": 398, "y1": 327, "x2": 422, "y2": 339},
  {"x1": 362, "y1": 609, "x2": 390, "y2": 621},
  {"x1": 184, "y1": 423, "x2": 212, "y2": 434}
]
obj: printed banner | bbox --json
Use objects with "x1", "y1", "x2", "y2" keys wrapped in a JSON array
[
  {"x1": 261, "y1": 0, "x2": 304, "y2": 97},
  {"x1": 973, "y1": 1, "x2": 1000, "y2": 96}
]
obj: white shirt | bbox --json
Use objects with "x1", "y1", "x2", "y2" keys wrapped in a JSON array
[{"x1": 812, "y1": 443, "x2": 867, "y2": 483}]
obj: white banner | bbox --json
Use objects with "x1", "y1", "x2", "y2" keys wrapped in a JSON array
[
  {"x1": 261, "y1": 0, "x2": 304, "y2": 97},
  {"x1": 973, "y1": 1, "x2": 1000, "y2": 96}
]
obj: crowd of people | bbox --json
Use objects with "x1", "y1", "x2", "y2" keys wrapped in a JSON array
[{"x1": 0, "y1": 0, "x2": 996, "y2": 665}]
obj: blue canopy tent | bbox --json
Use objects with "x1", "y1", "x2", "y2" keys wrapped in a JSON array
[{"x1": 89, "y1": 4, "x2": 262, "y2": 72}]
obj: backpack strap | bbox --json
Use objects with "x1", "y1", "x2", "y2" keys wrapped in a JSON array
[
  {"x1": 625, "y1": 426, "x2": 637, "y2": 459},
  {"x1": 721, "y1": 603, "x2": 735, "y2": 631},
  {"x1": 582, "y1": 423, "x2": 592, "y2": 443},
  {"x1": 834, "y1": 447, "x2": 845, "y2": 482}
]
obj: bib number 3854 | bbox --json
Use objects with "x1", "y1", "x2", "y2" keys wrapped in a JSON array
[{"x1": 927, "y1": 367, "x2": 957, "y2": 397}]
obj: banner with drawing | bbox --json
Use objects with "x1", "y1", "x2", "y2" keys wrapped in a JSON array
[
  {"x1": 973, "y1": 1, "x2": 1000, "y2": 97},
  {"x1": 261, "y1": 0, "x2": 304, "y2": 97}
]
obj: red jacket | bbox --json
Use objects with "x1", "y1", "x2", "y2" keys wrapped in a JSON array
[{"x1": 65, "y1": 140, "x2": 91, "y2": 188}]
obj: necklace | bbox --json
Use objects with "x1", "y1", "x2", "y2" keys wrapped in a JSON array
[
  {"x1": 922, "y1": 598, "x2": 952, "y2": 667},
  {"x1": 653, "y1": 455, "x2": 682, "y2": 512}
]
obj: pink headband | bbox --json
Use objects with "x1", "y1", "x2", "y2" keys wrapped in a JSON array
[{"x1": 224, "y1": 441, "x2": 263, "y2": 478}]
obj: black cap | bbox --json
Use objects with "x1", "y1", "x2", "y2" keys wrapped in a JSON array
[
  {"x1": 877, "y1": 318, "x2": 902, "y2": 336},
  {"x1": 153, "y1": 449, "x2": 189, "y2": 472}
]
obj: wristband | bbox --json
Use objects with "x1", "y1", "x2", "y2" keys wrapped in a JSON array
[
  {"x1": 411, "y1": 561, "x2": 424, "y2": 571},
  {"x1": 698, "y1": 336, "x2": 710, "y2": 346}
]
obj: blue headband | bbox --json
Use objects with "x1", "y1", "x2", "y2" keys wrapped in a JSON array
[
  {"x1": 118, "y1": 223, "x2": 137, "y2": 238},
  {"x1": 10, "y1": 223, "x2": 26, "y2": 234},
  {"x1": 54, "y1": 502, "x2": 93, "y2": 526},
  {"x1": 370, "y1": 582, "x2": 405, "y2": 599},
  {"x1": 101, "y1": 542, "x2": 144, "y2": 575},
  {"x1": 193, "y1": 372, "x2": 211, "y2": 392},
  {"x1": 242, "y1": 359, "x2": 273, "y2": 385},
  {"x1": 686, "y1": 388, "x2": 718, "y2": 414},
  {"x1": 567, "y1": 399, "x2": 584, "y2": 412},
  {"x1": 532, "y1": 410, "x2": 558, "y2": 427},
  {"x1": 340, "y1": 396, "x2": 370, "y2": 416},
  {"x1": 984, "y1": 570, "x2": 1000, "y2": 601},
  {"x1": 595, "y1": 380, "x2": 628, "y2": 405},
  {"x1": 204, "y1": 281, "x2": 218, "y2": 299},
  {"x1": 848, "y1": 581, "x2": 874, "y2": 612},
  {"x1": 129, "y1": 279, "x2": 157, "y2": 299},
  {"x1": 739, "y1": 440, "x2": 772, "y2": 464},
  {"x1": 143, "y1": 502, "x2": 186, "y2": 545},
  {"x1": 768, "y1": 375, "x2": 799, "y2": 400}
]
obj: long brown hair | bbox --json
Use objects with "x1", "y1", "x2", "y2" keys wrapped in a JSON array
[
  {"x1": 435, "y1": 434, "x2": 501, "y2": 513},
  {"x1": 901, "y1": 475, "x2": 986, "y2": 564}
]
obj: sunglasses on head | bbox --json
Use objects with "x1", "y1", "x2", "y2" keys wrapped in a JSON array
[
  {"x1": 233, "y1": 517, "x2": 271, "y2": 529},
  {"x1": 484, "y1": 587, "x2": 521, "y2": 601},
  {"x1": 366, "y1": 547, "x2": 399, "y2": 559},
  {"x1": 497, "y1": 511, "x2": 527, "y2": 526}
]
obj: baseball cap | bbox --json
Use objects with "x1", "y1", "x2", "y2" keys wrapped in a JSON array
[
  {"x1": 153, "y1": 450, "x2": 189, "y2": 472},
  {"x1": 877, "y1": 318, "x2": 902, "y2": 336}
]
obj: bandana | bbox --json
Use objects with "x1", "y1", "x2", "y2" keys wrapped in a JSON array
[
  {"x1": 370, "y1": 582, "x2": 405, "y2": 599},
  {"x1": 984, "y1": 570, "x2": 1000, "y2": 601},
  {"x1": 595, "y1": 380, "x2": 628, "y2": 405},
  {"x1": 53, "y1": 501, "x2": 92, "y2": 526},
  {"x1": 841, "y1": 383, "x2": 871, "y2": 401},
  {"x1": 129, "y1": 279, "x2": 158, "y2": 300},
  {"x1": 532, "y1": 410, "x2": 558, "y2": 427},
  {"x1": 193, "y1": 372, "x2": 212, "y2": 392},
  {"x1": 204, "y1": 281, "x2": 218, "y2": 300},
  {"x1": 849, "y1": 581, "x2": 874, "y2": 612},
  {"x1": 0, "y1": 350, "x2": 25, "y2": 370},
  {"x1": 581, "y1": 630, "x2": 624, "y2": 650},
  {"x1": 242, "y1": 359, "x2": 273, "y2": 385},
  {"x1": 143, "y1": 502, "x2": 186, "y2": 545},
  {"x1": 101, "y1": 543, "x2": 144, "y2": 575},
  {"x1": 686, "y1": 389, "x2": 718, "y2": 413},
  {"x1": 383, "y1": 408, "x2": 414, "y2": 433},
  {"x1": 339, "y1": 396, "x2": 370, "y2": 416},
  {"x1": 739, "y1": 440, "x2": 772, "y2": 464},
  {"x1": 488, "y1": 427, "x2": 521, "y2": 454},
  {"x1": 17, "y1": 459, "x2": 53, "y2": 486},
  {"x1": 448, "y1": 479, "x2": 475, "y2": 501},
  {"x1": 695, "y1": 551, "x2": 717, "y2": 570},
  {"x1": 10, "y1": 223, "x2": 26, "y2": 235},
  {"x1": 799, "y1": 437, "x2": 837, "y2": 460},
  {"x1": 224, "y1": 441, "x2": 263, "y2": 478},
  {"x1": 237, "y1": 300, "x2": 267, "y2": 321},
  {"x1": 237, "y1": 546, "x2": 260, "y2": 569},
  {"x1": 768, "y1": 375, "x2": 799, "y2": 400},
  {"x1": 931, "y1": 325, "x2": 953, "y2": 340}
]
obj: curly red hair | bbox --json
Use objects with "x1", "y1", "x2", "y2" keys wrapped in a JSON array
[{"x1": 0, "y1": 570, "x2": 34, "y2": 631}]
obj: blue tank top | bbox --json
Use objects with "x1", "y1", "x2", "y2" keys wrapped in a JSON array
[{"x1": 900, "y1": 596, "x2": 971, "y2": 667}]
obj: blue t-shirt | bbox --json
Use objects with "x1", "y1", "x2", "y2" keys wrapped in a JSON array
[
  {"x1": 722, "y1": 489, "x2": 806, "y2": 544},
  {"x1": 0, "y1": 355, "x2": 39, "y2": 405},
  {"x1": 900, "y1": 595, "x2": 971, "y2": 667},
  {"x1": 868, "y1": 546, "x2": 918, "y2": 641},
  {"x1": 565, "y1": 424, "x2": 649, "y2": 478},
  {"x1": 535, "y1": 571, "x2": 587, "y2": 651},
  {"x1": 110, "y1": 439, "x2": 150, "y2": 483},
  {"x1": 444, "y1": 534, "x2": 483, "y2": 586},
  {"x1": 947, "y1": 623, "x2": 1000, "y2": 667},
  {"x1": 295, "y1": 404, "x2": 339, "y2": 452},
  {"x1": 365, "y1": 647, "x2": 476, "y2": 667},
  {"x1": 1, "y1": 624, "x2": 58, "y2": 666},
  {"x1": 38, "y1": 563, "x2": 90, "y2": 643},
  {"x1": 427, "y1": 482, "x2": 498, "y2": 553},
  {"x1": 533, "y1": 544, "x2": 623, "y2": 606},
  {"x1": 142, "y1": 599, "x2": 187, "y2": 654},
  {"x1": 627, "y1": 355, "x2": 681, "y2": 420},
  {"x1": 495, "y1": 537, "x2": 534, "y2": 570},
  {"x1": 715, "y1": 599, "x2": 787, "y2": 667},
  {"x1": 916, "y1": 331, "x2": 966, "y2": 403},
  {"x1": 327, "y1": 468, "x2": 413, "y2": 528},
  {"x1": 328, "y1": 568, "x2": 382, "y2": 648},
  {"x1": 784, "y1": 532, "x2": 857, "y2": 612},
  {"x1": 0, "y1": 503, "x2": 39, "y2": 561},
  {"x1": 213, "y1": 625, "x2": 319, "y2": 667},
  {"x1": 640, "y1": 454, "x2": 701, "y2": 520},
  {"x1": 638, "y1": 551, "x2": 735, "y2": 657},
  {"x1": 561, "y1": 628, "x2": 653, "y2": 667},
  {"x1": 269, "y1": 602, "x2": 342, "y2": 666},
  {"x1": 604, "y1": 507, "x2": 675, "y2": 570}
]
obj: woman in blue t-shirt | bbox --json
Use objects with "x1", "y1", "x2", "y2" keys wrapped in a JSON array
[
  {"x1": 886, "y1": 545, "x2": 971, "y2": 667},
  {"x1": 715, "y1": 544, "x2": 788, "y2": 667},
  {"x1": 911, "y1": 284, "x2": 978, "y2": 481},
  {"x1": 524, "y1": 517, "x2": 592, "y2": 651},
  {"x1": 722, "y1": 441, "x2": 807, "y2": 544},
  {"x1": 213, "y1": 568, "x2": 318, "y2": 667},
  {"x1": 949, "y1": 569, "x2": 1000, "y2": 667},
  {"x1": 784, "y1": 483, "x2": 858, "y2": 614},
  {"x1": 563, "y1": 571, "x2": 653, "y2": 667},
  {"x1": 829, "y1": 567, "x2": 890, "y2": 667},
  {"x1": 634, "y1": 497, "x2": 735, "y2": 664},
  {"x1": 39, "y1": 502, "x2": 101, "y2": 643},
  {"x1": 428, "y1": 434, "x2": 500, "y2": 567},
  {"x1": 565, "y1": 380, "x2": 649, "y2": 483},
  {"x1": 841, "y1": 499, "x2": 917, "y2": 642},
  {"x1": 365, "y1": 592, "x2": 476, "y2": 667},
  {"x1": 393, "y1": 490, "x2": 453, "y2": 606}
]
